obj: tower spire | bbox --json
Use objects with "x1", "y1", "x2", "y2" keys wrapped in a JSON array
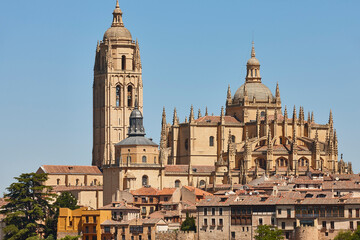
[
  {"x1": 112, "y1": 0, "x2": 124, "y2": 27},
  {"x1": 189, "y1": 105, "x2": 194, "y2": 122},
  {"x1": 227, "y1": 85, "x2": 232, "y2": 99},
  {"x1": 205, "y1": 107, "x2": 208, "y2": 116},
  {"x1": 251, "y1": 41, "x2": 256, "y2": 57},
  {"x1": 198, "y1": 109, "x2": 202, "y2": 119},
  {"x1": 275, "y1": 82, "x2": 280, "y2": 98},
  {"x1": 173, "y1": 107, "x2": 178, "y2": 125}
]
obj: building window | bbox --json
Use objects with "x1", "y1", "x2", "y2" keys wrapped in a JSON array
[
  {"x1": 330, "y1": 221, "x2": 334, "y2": 229},
  {"x1": 287, "y1": 209, "x2": 291, "y2": 218},
  {"x1": 209, "y1": 136, "x2": 214, "y2": 146},
  {"x1": 204, "y1": 208, "x2": 208, "y2": 216},
  {"x1": 142, "y1": 207, "x2": 146, "y2": 214},
  {"x1": 200, "y1": 180, "x2": 206, "y2": 187},
  {"x1": 86, "y1": 216, "x2": 89, "y2": 223},
  {"x1": 76, "y1": 179, "x2": 79, "y2": 186},
  {"x1": 94, "y1": 179, "x2": 97, "y2": 185},
  {"x1": 116, "y1": 85, "x2": 121, "y2": 107},
  {"x1": 278, "y1": 209, "x2": 282, "y2": 215},
  {"x1": 105, "y1": 226, "x2": 110, "y2": 233},
  {"x1": 349, "y1": 209, "x2": 353, "y2": 218},
  {"x1": 93, "y1": 216, "x2": 96, "y2": 223},
  {"x1": 154, "y1": 156, "x2": 156, "y2": 163},
  {"x1": 142, "y1": 175, "x2": 148, "y2": 186},
  {"x1": 121, "y1": 55, "x2": 126, "y2": 70},
  {"x1": 350, "y1": 221, "x2": 354, "y2": 230},
  {"x1": 294, "y1": 222, "x2": 296, "y2": 229},
  {"x1": 85, "y1": 226, "x2": 89, "y2": 233},
  {"x1": 175, "y1": 180, "x2": 180, "y2": 188},
  {"x1": 149, "y1": 197, "x2": 153, "y2": 203},
  {"x1": 127, "y1": 85, "x2": 133, "y2": 107},
  {"x1": 255, "y1": 69, "x2": 257, "y2": 76},
  {"x1": 57, "y1": 179, "x2": 60, "y2": 185},
  {"x1": 219, "y1": 208, "x2": 223, "y2": 216},
  {"x1": 231, "y1": 135, "x2": 235, "y2": 143},
  {"x1": 219, "y1": 218, "x2": 223, "y2": 226},
  {"x1": 185, "y1": 139, "x2": 189, "y2": 150},
  {"x1": 282, "y1": 222, "x2": 285, "y2": 229},
  {"x1": 251, "y1": 69, "x2": 253, "y2": 77},
  {"x1": 211, "y1": 218, "x2": 216, "y2": 226},
  {"x1": 164, "y1": 197, "x2": 168, "y2": 201},
  {"x1": 271, "y1": 218, "x2": 275, "y2": 225},
  {"x1": 212, "y1": 208, "x2": 216, "y2": 216},
  {"x1": 204, "y1": 218, "x2": 208, "y2": 226},
  {"x1": 259, "y1": 218, "x2": 263, "y2": 225},
  {"x1": 231, "y1": 232, "x2": 235, "y2": 239},
  {"x1": 93, "y1": 226, "x2": 96, "y2": 233},
  {"x1": 150, "y1": 207, "x2": 154, "y2": 213},
  {"x1": 142, "y1": 156, "x2": 147, "y2": 163}
]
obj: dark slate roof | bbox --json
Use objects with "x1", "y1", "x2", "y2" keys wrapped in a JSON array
[{"x1": 115, "y1": 136, "x2": 158, "y2": 146}]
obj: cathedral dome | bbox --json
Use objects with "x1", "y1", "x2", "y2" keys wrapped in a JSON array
[
  {"x1": 247, "y1": 57, "x2": 260, "y2": 66},
  {"x1": 103, "y1": 26, "x2": 132, "y2": 40},
  {"x1": 233, "y1": 82, "x2": 274, "y2": 102}
]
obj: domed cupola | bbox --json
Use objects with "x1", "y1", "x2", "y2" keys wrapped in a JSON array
[
  {"x1": 246, "y1": 41, "x2": 261, "y2": 83},
  {"x1": 128, "y1": 98, "x2": 145, "y2": 136},
  {"x1": 103, "y1": 0, "x2": 132, "y2": 40},
  {"x1": 233, "y1": 42, "x2": 274, "y2": 103}
]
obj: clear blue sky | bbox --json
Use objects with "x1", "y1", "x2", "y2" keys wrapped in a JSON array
[{"x1": 0, "y1": 1, "x2": 359, "y2": 194}]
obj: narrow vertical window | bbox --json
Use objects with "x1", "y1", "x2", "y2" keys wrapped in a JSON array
[
  {"x1": 142, "y1": 175, "x2": 148, "y2": 186},
  {"x1": 231, "y1": 135, "x2": 235, "y2": 143},
  {"x1": 121, "y1": 55, "x2": 126, "y2": 70},
  {"x1": 127, "y1": 85, "x2": 133, "y2": 107},
  {"x1": 251, "y1": 69, "x2": 253, "y2": 77},
  {"x1": 255, "y1": 69, "x2": 257, "y2": 76},
  {"x1": 116, "y1": 85, "x2": 121, "y2": 107},
  {"x1": 209, "y1": 136, "x2": 214, "y2": 146},
  {"x1": 142, "y1": 156, "x2": 147, "y2": 163}
]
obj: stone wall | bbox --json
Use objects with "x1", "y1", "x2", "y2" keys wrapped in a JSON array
[
  {"x1": 295, "y1": 226, "x2": 318, "y2": 240},
  {"x1": 156, "y1": 231, "x2": 197, "y2": 240}
]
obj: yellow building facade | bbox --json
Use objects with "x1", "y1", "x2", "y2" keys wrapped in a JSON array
[{"x1": 57, "y1": 207, "x2": 111, "y2": 240}]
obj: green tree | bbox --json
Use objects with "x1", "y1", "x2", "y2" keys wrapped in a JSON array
[
  {"x1": 44, "y1": 192, "x2": 80, "y2": 238},
  {"x1": 334, "y1": 229, "x2": 360, "y2": 240},
  {"x1": 255, "y1": 225, "x2": 284, "y2": 240},
  {"x1": 0, "y1": 173, "x2": 55, "y2": 240},
  {"x1": 180, "y1": 213, "x2": 196, "y2": 232}
]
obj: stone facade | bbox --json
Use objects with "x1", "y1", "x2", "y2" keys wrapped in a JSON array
[
  {"x1": 96, "y1": 1, "x2": 352, "y2": 195},
  {"x1": 92, "y1": 0, "x2": 143, "y2": 168}
]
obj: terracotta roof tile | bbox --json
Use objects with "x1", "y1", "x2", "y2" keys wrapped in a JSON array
[
  {"x1": 183, "y1": 186, "x2": 213, "y2": 197},
  {"x1": 157, "y1": 188, "x2": 176, "y2": 196},
  {"x1": 131, "y1": 187, "x2": 158, "y2": 196},
  {"x1": 38, "y1": 165, "x2": 102, "y2": 175}
]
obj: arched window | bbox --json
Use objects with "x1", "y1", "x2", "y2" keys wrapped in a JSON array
[
  {"x1": 185, "y1": 139, "x2": 189, "y2": 150},
  {"x1": 116, "y1": 85, "x2": 121, "y2": 107},
  {"x1": 57, "y1": 179, "x2": 60, "y2": 185},
  {"x1": 251, "y1": 69, "x2": 253, "y2": 77},
  {"x1": 142, "y1": 175, "x2": 148, "y2": 186},
  {"x1": 175, "y1": 180, "x2": 181, "y2": 188},
  {"x1": 121, "y1": 55, "x2": 126, "y2": 70},
  {"x1": 255, "y1": 69, "x2": 257, "y2": 76},
  {"x1": 76, "y1": 179, "x2": 79, "y2": 186},
  {"x1": 127, "y1": 85, "x2": 133, "y2": 107},
  {"x1": 142, "y1": 156, "x2": 147, "y2": 163},
  {"x1": 231, "y1": 135, "x2": 236, "y2": 143},
  {"x1": 154, "y1": 156, "x2": 156, "y2": 163},
  {"x1": 94, "y1": 179, "x2": 97, "y2": 185},
  {"x1": 209, "y1": 136, "x2": 214, "y2": 146},
  {"x1": 199, "y1": 180, "x2": 206, "y2": 187}
]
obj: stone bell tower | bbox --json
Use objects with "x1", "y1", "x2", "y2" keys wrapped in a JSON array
[{"x1": 92, "y1": 0, "x2": 143, "y2": 168}]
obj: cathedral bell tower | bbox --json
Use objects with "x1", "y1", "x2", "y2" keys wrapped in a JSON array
[{"x1": 92, "y1": 0, "x2": 143, "y2": 168}]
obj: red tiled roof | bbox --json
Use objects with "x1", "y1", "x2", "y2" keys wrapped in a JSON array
[
  {"x1": 195, "y1": 116, "x2": 240, "y2": 124},
  {"x1": 165, "y1": 165, "x2": 188, "y2": 173},
  {"x1": 100, "y1": 202, "x2": 139, "y2": 210},
  {"x1": 52, "y1": 185, "x2": 103, "y2": 191},
  {"x1": 38, "y1": 165, "x2": 102, "y2": 175},
  {"x1": 131, "y1": 187, "x2": 158, "y2": 196},
  {"x1": 157, "y1": 188, "x2": 176, "y2": 196},
  {"x1": 183, "y1": 186, "x2": 213, "y2": 197}
]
